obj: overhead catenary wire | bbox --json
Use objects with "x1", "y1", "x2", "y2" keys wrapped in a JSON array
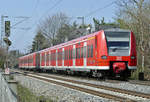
[
  {"x1": 38, "y1": 0, "x2": 63, "y2": 21},
  {"x1": 11, "y1": 0, "x2": 63, "y2": 52},
  {"x1": 10, "y1": 0, "x2": 39, "y2": 30},
  {"x1": 10, "y1": 0, "x2": 40, "y2": 50},
  {"x1": 84, "y1": 1, "x2": 116, "y2": 18}
]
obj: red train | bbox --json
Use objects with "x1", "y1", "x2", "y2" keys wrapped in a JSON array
[{"x1": 19, "y1": 29, "x2": 137, "y2": 79}]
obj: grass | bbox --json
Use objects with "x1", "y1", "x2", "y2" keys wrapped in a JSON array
[{"x1": 17, "y1": 84, "x2": 53, "y2": 102}]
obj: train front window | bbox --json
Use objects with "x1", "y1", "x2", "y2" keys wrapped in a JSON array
[
  {"x1": 107, "y1": 41, "x2": 129, "y2": 48},
  {"x1": 105, "y1": 31, "x2": 130, "y2": 56}
]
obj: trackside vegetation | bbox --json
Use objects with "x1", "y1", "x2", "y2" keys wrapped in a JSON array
[{"x1": 17, "y1": 84, "x2": 53, "y2": 102}]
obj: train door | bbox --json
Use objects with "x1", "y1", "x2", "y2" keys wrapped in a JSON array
[
  {"x1": 87, "y1": 38, "x2": 95, "y2": 66},
  {"x1": 64, "y1": 47, "x2": 68, "y2": 67},
  {"x1": 41, "y1": 52, "x2": 46, "y2": 68},
  {"x1": 69, "y1": 46, "x2": 73, "y2": 66},
  {"x1": 66, "y1": 47, "x2": 69, "y2": 67},
  {"x1": 33, "y1": 53, "x2": 36, "y2": 68},
  {"x1": 76, "y1": 43, "x2": 80, "y2": 66},
  {"x1": 51, "y1": 50, "x2": 56, "y2": 66},
  {"x1": 76, "y1": 42, "x2": 84, "y2": 66},
  {"x1": 80, "y1": 42, "x2": 84, "y2": 66},
  {"x1": 46, "y1": 51, "x2": 49, "y2": 67},
  {"x1": 36, "y1": 53, "x2": 40, "y2": 68},
  {"x1": 58, "y1": 48, "x2": 62, "y2": 66}
]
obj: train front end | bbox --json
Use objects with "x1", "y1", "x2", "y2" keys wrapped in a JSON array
[{"x1": 104, "y1": 29, "x2": 137, "y2": 78}]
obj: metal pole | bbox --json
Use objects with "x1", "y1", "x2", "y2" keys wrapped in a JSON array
[
  {"x1": 1, "y1": 15, "x2": 8, "y2": 47},
  {"x1": 77, "y1": 16, "x2": 84, "y2": 26},
  {"x1": 1, "y1": 15, "x2": 4, "y2": 47}
]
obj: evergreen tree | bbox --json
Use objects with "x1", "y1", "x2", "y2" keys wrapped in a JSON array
[
  {"x1": 93, "y1": 17, "x2": 119, "y2": 31},
  {"x1": 31, "y1": 31, "x2": 49, "y2": 52}
]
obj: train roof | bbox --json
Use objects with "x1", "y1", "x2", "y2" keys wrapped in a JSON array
[
  {"x1": 104, "y1": 28, "x2": 131, "y2": 32},
  {"x1": 38, "y1": 30, "x2": 100, "y2": 53},
  {"x1": 19, "y1": 29, "x2": 132, "y2": 58},
  {"x1": 19, "y1": 30, "x2": 101, "y2": 58}
]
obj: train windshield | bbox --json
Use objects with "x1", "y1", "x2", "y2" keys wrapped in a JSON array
[{"x1": 105, "y1": 31, "x2": 130, "y2": 56}]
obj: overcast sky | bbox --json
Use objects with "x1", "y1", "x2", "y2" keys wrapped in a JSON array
[{"x1": 0, "y1": 0, "x2": 117, "y2": 53}]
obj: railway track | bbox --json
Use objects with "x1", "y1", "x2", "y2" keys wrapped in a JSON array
[
  {"x1": 105, "y1": 79, "x2": 150, "y2": 86},
  {"x1": 17, "y1": 69, "x2": 150, "y2": 86},
  {"x1": 129, "y1": 80, "x2": 150, "y2": 86},
  {"x1": 12, "y1": 69, "x2": 150, "y2": 101}
]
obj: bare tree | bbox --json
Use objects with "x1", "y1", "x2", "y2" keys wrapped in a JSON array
[
  {"x1": 38, "y1": 12, "x2": 69, "y2": 46},
  {"x1": 116, "y1": 0, "x2": 150, "y2": 71}
]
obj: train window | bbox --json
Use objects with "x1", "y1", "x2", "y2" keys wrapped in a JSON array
[
  {"x1": 67, "y1": 49, "x2": 69, "y2": 60},
  {"x1": 56, "y1": 51, "x2": 57, "y2": 61},
  {"x1": 44, "y1": 54, "x2": 46, "y2": 62},
  {"x1": 67, "y1": 49, "x2": 68, "y2": 60},
  {"x1": 65, "y1": 50, "x2": 67, "y2": 60},
  {"x1": 95, "y1": 37, "x2": 97, "y2": 48},
  {"x1": 32, "y1": 56, "x2": 33, "y2": 63},
  {"x1": 62, "y1": 50, "x2": 64, "y2": 60},
  {"x1": 49, "y1": 53, "x2": 51, "y2": 62},
  {"x1": 50, "y1": 54, "x2": 51, "y2": 61},
  {"x1": 68, "y1": 49, "x2": 69, "y2": 60},
  {"x1": 60, "y1": 52, "x2": 61, "y2": 60},
  {"x1": 71, "y1": 49, "x2": 73, "y2": 59},
  {"x1": 81, "y1": 47, "x2": 83, "y2": 58},
  {"x1": 54, "y1": 52, "x2": 56, "y2": 61},
  {"x1": 84, "y1": 46, "x2": 86, "y2": 58},
  {"x1": 52, "y1": 53, "x2": 54, "y2": 61},
  {"x1": 51, "y1": 52, "x2": 53, "y2": 61},
  {"x1": 50, "y1": 53, "x2": 52, "y2": 61},
  {"x1": 65, "y1": 50, "x2": 66, "y2": 60},
  {"x1": 65, "y1": 49, "x2": 67, "y2": 60},
  {"x1": 42, "y1": 54, "x2": 44, "y2": 62},
  {"x1": 60, "y1": 52, "x2": 62, "y2": 60},
  {"x1": 76, "y1": 48, "x2": 78, "y2": 59},
  {"x1": 91, "y1": 45, "x2": 93, "y2": 57},
  {"x1": 73, "y1": 48, "x2": 75, "y2": 59},
  {"x1": 69, "y1": 49, "x2": 72, "y2": 59},
  {"x1": 69, "y1": 49, "x2": 70, "y2": 59},
  {"x1": 87, "y1": 45, "x2": 90, "y2": 58},
  {"x1": 64, "y1": 51, "x2": 65, "y2": 60},
  {"x1": 78, "y1": 47, "x2": 81, "y2": 59},
  {"x1": 46, "y1": 53, "x2": 49, "y2": 62},
  {"x1": 66, "y1": 50, "x2": 67, "y2": 60},
  {"x1": 52, "y1": 53, "x2": 53, "y2": 61},
  {"x1": 28, "y1": 58, "x2": 30, "y2": 63},
  {"x1": 70, "y1": 49, "x2": 72, "y2": 59},
  {"x1": 58, "y1": 52, "x2": 59, "y2": 60},
  {"x1": 29, "y1": 57, "x2": 32, "y2": 63},
  {"x1": 57, "y1": 50, "x2": 59, "y2": 61},
  {"x1": 58, "y1": 52, "x2": 61, "y2": 60}
]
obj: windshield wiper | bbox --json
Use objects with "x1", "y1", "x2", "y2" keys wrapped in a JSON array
[{"x1": 112, "y1": 48, "x2": 118, "y2": 52}]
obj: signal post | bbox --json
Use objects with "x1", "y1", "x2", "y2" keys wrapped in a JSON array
[{"x1": 3, "y1": 20, "x2": 11, "y2": 73}]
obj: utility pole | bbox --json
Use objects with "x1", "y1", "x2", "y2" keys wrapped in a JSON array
[
  {"x1": 77, "y1": 16, "x2": 84, "y2": 26},
  {"x1": 1, "y1": 15, "x2": 8, "y2": 47}
]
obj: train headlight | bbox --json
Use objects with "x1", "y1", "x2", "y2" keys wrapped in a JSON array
[
  {"x1": 101, "y1": 55, "x2": 107, "y2": 59},
  {"x1": 131, "y1": 56, "x2": 135, "y2": 59}
]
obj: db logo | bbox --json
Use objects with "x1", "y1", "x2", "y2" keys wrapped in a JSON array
[{"x1": 116, "y1": 56, "x2": 122, "y2": 61}]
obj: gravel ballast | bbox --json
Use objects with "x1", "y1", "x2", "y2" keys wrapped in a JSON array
[
  {"x1": 15, "y1": 74, "x2": 113, "y2": 102},
  {"x1": 41, "y1": 73, "x2": 150, "y2": 94}
]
